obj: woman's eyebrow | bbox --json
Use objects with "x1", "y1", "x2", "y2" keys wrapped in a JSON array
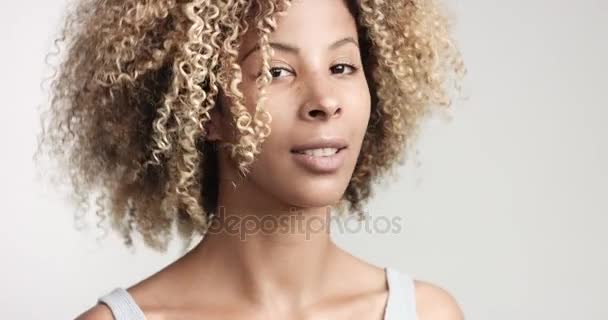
[{"x1": 240, "y1": 36, "x2": 359, "y2": 63}]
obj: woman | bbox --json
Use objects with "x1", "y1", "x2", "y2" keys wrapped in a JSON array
[{"x1": 38, "y1": 0, "x2": 465, "y2": 318}]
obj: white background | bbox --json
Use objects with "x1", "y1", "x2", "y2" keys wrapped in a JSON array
[{"x1": 1, "y1": 0, "x2": 606, "y2": 319}]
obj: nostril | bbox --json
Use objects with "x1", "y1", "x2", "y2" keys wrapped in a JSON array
[
  {"x1": 303, "y1": 103, "x2": 341, "y2": 120},
  {"x1": 309, "y1": 110, "x2": 324, "y2": 118}
]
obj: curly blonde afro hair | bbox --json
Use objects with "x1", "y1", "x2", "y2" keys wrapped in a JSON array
[{"x1": 36, "y1": 0, "x2": 465, "y2": 252}]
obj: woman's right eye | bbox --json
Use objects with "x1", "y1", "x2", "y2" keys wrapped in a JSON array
[{"x1": 269, "y1": 67, "x2": 293, "y2": 79}]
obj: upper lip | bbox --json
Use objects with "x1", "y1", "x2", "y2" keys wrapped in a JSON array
[{"x1": 291, "y1": 137, "x2": 349, "y2": 153}]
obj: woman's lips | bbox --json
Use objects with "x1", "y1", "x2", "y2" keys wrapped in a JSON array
[{"x1": 290, "y1": 148, "x2": 347, "y2": 174}]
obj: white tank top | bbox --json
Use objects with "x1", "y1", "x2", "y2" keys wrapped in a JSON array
[{"x1": 98, "y1": 266, "x2": 416, "y2": 319}]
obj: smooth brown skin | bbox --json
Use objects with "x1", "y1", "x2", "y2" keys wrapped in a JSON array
[{"x1": 77, "y1": 0, "x2": 464, "y2": 319}]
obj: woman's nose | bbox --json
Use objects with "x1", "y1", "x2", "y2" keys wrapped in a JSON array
[{"x1": 298, "y1": 76, "x2": 342, "y2": 121}]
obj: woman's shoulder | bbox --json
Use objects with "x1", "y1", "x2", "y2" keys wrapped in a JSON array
[
  {"x1": 73, "y1": 267, "x2": 195, "y2": 320},
  {"x1": 412, "y1": 279, "x2": 464, "y2": 320},
  {"x1": 74, "y1": 304, "x2": 114, "y2": 320},
  {"x1": 73, "y1": 286, "x2": 150, "y2": 320}
]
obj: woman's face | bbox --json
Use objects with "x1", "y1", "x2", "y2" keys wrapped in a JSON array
[{"x1": 211, "y1": 0, "x2": 371, "y2": 211}]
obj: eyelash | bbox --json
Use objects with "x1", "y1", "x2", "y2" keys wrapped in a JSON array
[{"x1": 267, "y1": 63, "x2": 359, "y2": 79}]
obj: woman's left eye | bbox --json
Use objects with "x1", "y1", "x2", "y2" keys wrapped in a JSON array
[{"x1": 330, "y1": 63, "x2": 357, "y2": 75}]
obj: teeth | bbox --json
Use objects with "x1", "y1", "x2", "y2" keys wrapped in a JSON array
[{"x1": 299, "y1": 148, "x2": 339, "y2": 157}]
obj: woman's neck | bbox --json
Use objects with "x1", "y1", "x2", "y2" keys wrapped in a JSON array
[{"x1": 185, "y1": 200, "x2": 343, "y2": 308}]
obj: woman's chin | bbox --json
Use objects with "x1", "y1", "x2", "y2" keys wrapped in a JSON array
[
  {"x1": 247, "y1": 163, "x2": 352, "y2": 211},
  {"x1": 286, "y1": 186, "x2": 346, "y2": 209}
]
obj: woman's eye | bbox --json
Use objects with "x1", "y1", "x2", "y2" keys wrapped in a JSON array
[
  {"x1": 269, "y1": 67, "x2": 292, "y2": 79},
  {"x1": 263, "y1": 64, "x2": 357, "y2": 80},
  {"x1": 330, "y1": 63, "x2": 357, "y2": 75}
]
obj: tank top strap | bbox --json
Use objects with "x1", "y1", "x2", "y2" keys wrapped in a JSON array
[
  {"x1": 97, "y1": 288, "x2": 146, "y2": 320},
  {"x1": 384, "y1": 267, "x2": 417, "y2": 320}
]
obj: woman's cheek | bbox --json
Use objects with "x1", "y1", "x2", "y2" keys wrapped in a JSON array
[{"x1": 238, "y1": 82, "x2": 260, "y2": 111}]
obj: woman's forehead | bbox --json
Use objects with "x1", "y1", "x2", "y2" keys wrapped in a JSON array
[{"x1": 238, "y1": 0, "x2": 358, "y2": 59}]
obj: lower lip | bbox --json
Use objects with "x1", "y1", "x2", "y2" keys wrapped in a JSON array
[{"x1": 291, "y1": 148, "x2": 347, "y2": 173}]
